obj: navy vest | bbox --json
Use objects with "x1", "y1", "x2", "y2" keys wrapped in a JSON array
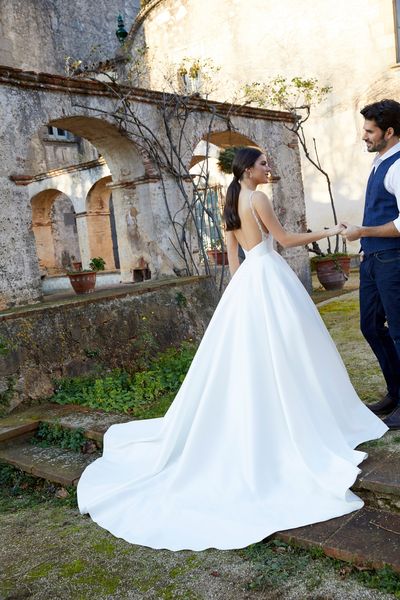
[{"x1": 361, "y1": 150, "x2": 400, "y2": 253}]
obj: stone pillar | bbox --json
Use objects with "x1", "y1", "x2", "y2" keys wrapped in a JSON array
[
  {"x1": 0, "y1": 179, "x2": 42, "y2": 308},
  {"x1": 31, "y1": 221, "x2": 57, "y2": 271},
  {"x1": 75, "y1": 212, "x2": 91, "y2": 269},
  {"x1": 267, "y1": 128, "x2": 312, "y2": 293},
  {"x1": 107, "y1": 182, "x2": 138, "y2": 282}
]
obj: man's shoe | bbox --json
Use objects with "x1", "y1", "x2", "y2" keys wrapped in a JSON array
[
  {"x1": 367, "y1": 393, "x2": 399, "y2": 415},
  {"x1": 382, "y1": 406, "x2": 400, "y2": 430}
]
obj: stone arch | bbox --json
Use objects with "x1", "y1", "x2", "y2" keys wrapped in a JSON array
[
  {"x1": 188, "y1": 129, "x2": 271, "y2": 259},
  {"x1": 30, "y1": 115, "x2": 155, "y2": 281},
  {"x1": 85, "y1": 176, "x2": 119, "y2": 271},
  {"x1": 47, "y1": 116, "x2": 147, "y2": 183},
  {"x1": 31, "y1": 189, "x2": 80, "y2": 275},
  {"x1": 189, "y1": 130, "x2": 262, "y2": 170}
]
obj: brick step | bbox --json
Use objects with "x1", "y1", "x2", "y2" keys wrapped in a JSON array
[
  {"x1": 274, "y1": 506, "x2": 400, "y2": 573},
  {"x1": 0, "y1": 437, "x2": 99, "y2": 486}
]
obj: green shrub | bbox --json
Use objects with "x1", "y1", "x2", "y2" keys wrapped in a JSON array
[
  {"x1": 31, "y1": 422, "x2": 86, "y2": 452},
  {"x1": 52, "y1": 342, "x2": 197, "y2": 417}
]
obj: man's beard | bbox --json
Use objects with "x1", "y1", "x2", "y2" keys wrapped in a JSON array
[{"x1": 367, "y1": 137, "x2": 388, "y2": 153}]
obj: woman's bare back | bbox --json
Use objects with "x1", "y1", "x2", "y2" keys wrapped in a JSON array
[{"x1": 233, "y1": 191, "x2": 269, "y2": 252}]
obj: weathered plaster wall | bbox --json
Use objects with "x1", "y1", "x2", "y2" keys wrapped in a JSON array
[
  {"x1": 51, "y1": 194, "x2": 80, "y2": 272},
  {"x1": 131, "y1": 0, "x2": 400, "y2": 252},
  {"x1": 0, "y1": 276, "x2": 218, "y2": 412},
  {"x1": 0, "y1": 0, "x2": 140, "y2": 74},
  {"x1": 86, "y1": 176, "x2": 116, "y2": 270}
]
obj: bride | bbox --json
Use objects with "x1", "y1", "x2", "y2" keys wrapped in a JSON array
[{"x1": 77, "y1": 147, "x2": 387, "y2": 551}]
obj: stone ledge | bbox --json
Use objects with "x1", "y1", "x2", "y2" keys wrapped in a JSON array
[
  {"x1": 275, "y1": 507, "x2": 400, "y2": 572},
  {"x1": 0, "y1": 275, "x2": 211, "y2": 321},
  {"x1": 0, "y1": 65, "x2": 295, "y2": 123}
]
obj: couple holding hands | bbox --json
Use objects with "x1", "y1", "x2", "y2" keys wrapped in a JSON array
[{"x1": 77, "y1": 99, "x2": 399, "y2": 552}]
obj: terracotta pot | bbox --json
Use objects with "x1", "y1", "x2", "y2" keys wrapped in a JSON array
[
  {"x1": 207, "y1": 249, "x2": 228, "y2": 266},
  {"x1": 315, "y1": 256, "x2": 351, "y2": 291},
  {"x1": 68, "y1": 271, "x2": 96, "y2": 294}
]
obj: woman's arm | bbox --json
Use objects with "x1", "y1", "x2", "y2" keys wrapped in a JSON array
[
  {"x1": 226, "y1": 231, "x2": 240, "y2": 276},
  {"x1": 253, "y1": 191, "x2": 343, "y2": 248}
]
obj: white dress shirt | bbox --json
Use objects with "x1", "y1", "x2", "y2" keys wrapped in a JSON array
[{"x1": 371, "y1": 140, "x2": 400, "y2": 231}]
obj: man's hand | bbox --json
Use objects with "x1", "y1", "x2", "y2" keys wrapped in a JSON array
[{"x1": 341, "y1": 222, "x2": 362, "y2": 242}]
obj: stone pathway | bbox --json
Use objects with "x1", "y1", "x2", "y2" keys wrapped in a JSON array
[{"x1": 0, "y1": 403, "x2": 399, "y2": 574}]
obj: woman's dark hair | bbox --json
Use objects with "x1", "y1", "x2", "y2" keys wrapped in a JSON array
[
  {"x1": 360, "y1": 99, "x2": 400, "y2": 136},
  {"x1": 223, "y1": 147, "x2": 263, "y2": 231}
]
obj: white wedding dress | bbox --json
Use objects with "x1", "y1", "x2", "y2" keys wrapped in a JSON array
[{"x1": 77, "y1": 196, "x2": 388, "y2": 551}]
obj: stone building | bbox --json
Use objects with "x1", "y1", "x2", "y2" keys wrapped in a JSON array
[
  {"x1": 0, "y1": 1, "x2": 309, "y2": 310},
  {"x1": 128, "y1": 0, "x2": 400, "y2": 252}
]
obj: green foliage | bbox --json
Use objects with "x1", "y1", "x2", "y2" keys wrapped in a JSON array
[
  {"x1": 0, "y1": 376, "x2": 16, "y2": 417},
  {"x1": 244, "y1": 540, "x2": 400, "y2": 597},
  {"x1": 175, "y1": 292, "x2": 188, "y2": 307},
  {"x1": 0, "y1": 335, "x2": 15, "y2": 356},
  {"x1": 243, "y1": 76, "x2": 332, "y2": 111},
  {"x1": 0, "y1": 462, "x2": 77, "y2": 511},
  {"x1": 51, "y1": 342, "x2": 197, "y2": 417},
  {"x1": 217, "y1": 146, "x2": 243, "y2": 174},
  {"x1": 133, "y1": 320, "x2": 158, "y2": 370},
  {"x1": 89, "y1": 257, "x2": 106, "y2": 271},
  {"x1": 356, "y1": 565, "x2": 400, "y2": 597},
  {"x1": 31, "y1": 422, "x2": 87, "y2": 452},
  {"x1": 84, "y1": 348, "x2": 100, "y2": 359}
]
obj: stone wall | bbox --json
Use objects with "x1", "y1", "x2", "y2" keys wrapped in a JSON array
[
  {"x1": 0, "y1": 276, "x2": 219, "y2": 413},
  {"x1": 0, "y1": 0, "x2": 140, "y2": 75}
]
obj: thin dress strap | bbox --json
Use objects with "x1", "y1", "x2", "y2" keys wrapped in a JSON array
[{"x1": 249, "y1": 191, "x2": 267, "y2": 240}]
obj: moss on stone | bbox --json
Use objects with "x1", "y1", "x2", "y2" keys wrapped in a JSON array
[
  {"x1": 91, "y1": 539, "x2": 117, "y2": 556},
  {"x1": 59, "y1": 558, "x2": 87, "y2": 576},
  {"x1": 27, "y1": 562, "x2": 55, "y2": 580}
]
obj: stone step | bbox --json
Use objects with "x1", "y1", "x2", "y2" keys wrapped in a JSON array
[
  {"x1": 352, "y1": 450, "x2": 400, "y2": 513},
  {"x1": 0, "y1": 437, "x2": 99, "y2": 486},
  {"x1": 274, "y1": 506, "x2": 400, "y2": 573},
  {"x1": 0, "y1": 402, "x2": 132, "y2": 445}
]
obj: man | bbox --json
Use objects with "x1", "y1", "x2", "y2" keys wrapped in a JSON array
[{"x1": 342, "y1": 99, "x2": 400, "y2": 429}]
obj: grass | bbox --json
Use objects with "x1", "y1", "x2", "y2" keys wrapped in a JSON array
[{"x1": 242, "y1": 539, "x2": 400, "y2": 598}]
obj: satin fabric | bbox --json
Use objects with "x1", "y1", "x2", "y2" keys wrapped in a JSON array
[{"x1": 77, "y1": 235, "x2": 387, "y2": 551}]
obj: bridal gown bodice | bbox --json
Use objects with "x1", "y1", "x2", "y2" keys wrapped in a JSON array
[{"x1": 77, "y1": 194, "x2": 387, "y2": 551}]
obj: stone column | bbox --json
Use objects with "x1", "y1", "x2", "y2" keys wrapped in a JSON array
[
  {"x1": 0, "y1": 179, "x2": 42, "y2": 308},
  {"x1": 75, "y1": 212, "x2": 91, "y2": 269},
  {"x1": 106, "y1": 181, "x2": 138, "y2": 282},
  {"x1": 267, "y1": 126, "x2": 312, "y2": 293}
]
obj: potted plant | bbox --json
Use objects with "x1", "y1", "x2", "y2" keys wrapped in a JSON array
[
  {"x1": 207, "y1": 239, "x2": 228, "y2": 266},
  {"x1": 67, "y1": 257, "x2": 106, "y2": 294},
  {"x1": 309, "y1": 236, "x2": 351, "y2": 291}
]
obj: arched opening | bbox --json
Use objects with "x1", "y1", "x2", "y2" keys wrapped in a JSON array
[
  {"x1": 86, "y1": 176, "x2": 119, "y2": 271},
  {"x1": 29, "y1": 115, "x2": 152, "y2": 285},
  {"x1": 189, "y1": 130, "x2": 264, "y2": 264},
  {"x1": 31, "y1": 189, "x2": 80, "y2": 275}
]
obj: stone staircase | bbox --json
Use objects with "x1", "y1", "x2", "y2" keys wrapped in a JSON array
[
  {"x1": 0, "y1": 403, "x2": 131, "y2": 486},
  {"x1": 0, "y1": 404, "x2": 399, "y2": 572}
]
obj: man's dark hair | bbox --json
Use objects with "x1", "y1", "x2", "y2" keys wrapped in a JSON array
[{"x1": 360, "y1": 99, "x2": 400, "y2": 136}]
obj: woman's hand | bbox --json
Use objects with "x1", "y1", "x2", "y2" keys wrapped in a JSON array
[{"x1": 325, "y1": 223, "x2": 346, "y2": 237}]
